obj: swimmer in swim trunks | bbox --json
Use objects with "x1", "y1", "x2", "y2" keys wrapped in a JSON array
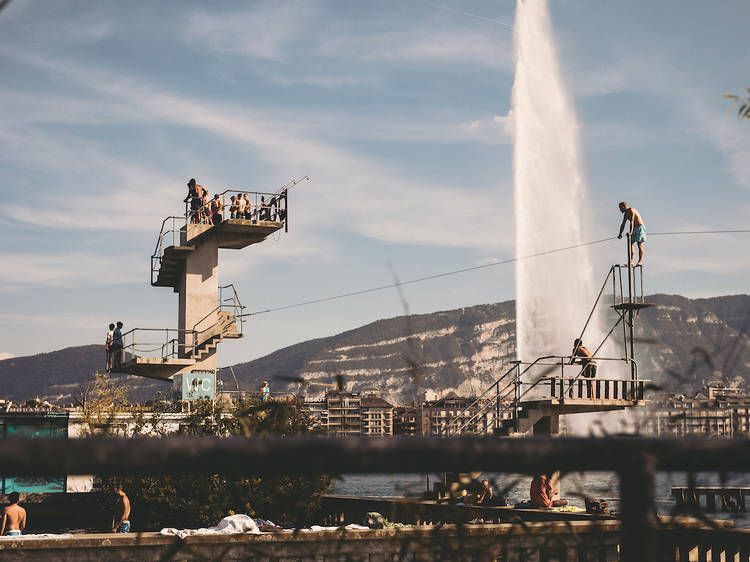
[
  {"x1": 1, "y1": 492, "x2": 26, "y2": 536},
  {"x1": 617, "y1": 202, "x2": 646, "y2": 266}
]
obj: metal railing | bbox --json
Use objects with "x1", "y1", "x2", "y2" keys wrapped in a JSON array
[
  {"x1": 443, "y1": 356, "x2": 640, "y2": 436},
  {"x1": 184, "y1": 189, "x2": 288, "y2": 229},
  {"x1": 5, "y1": 435, "x2": 750, "y2": 561},
  {"x1": 190, "y1": 284, "x2": 245, "y2": 352},
  {"x1": 152, "y1": 178, "x2": 305, "y2": 284},
  {"x1": 150, "y1": 215, "x2": 188, "y2": 285},
  {"x1": 115, "y1": 327, "x2": 198, "y2": 366},
  {"x1": 114, "y1": 287, "x2": 245, "y2": 367}
]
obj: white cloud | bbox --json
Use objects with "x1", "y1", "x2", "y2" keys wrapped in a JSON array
[
  {"x1": 0, "y1": 251, "x2": 144, "y2": 288},
  {"x1": 319, "y1": 29, "x2": 513, "y2": 69},
  {"x1": 185, "y1": 1, "x2": 319, "y2": 61},
  {"x1": 457, "y1": 113, "x2": 512, "y2": 144},
  {"x1": 2, "y1": 50, "x2": 510, "y2": 250}
]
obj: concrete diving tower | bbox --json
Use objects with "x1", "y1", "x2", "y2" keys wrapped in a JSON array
[{"x1": 113, "y1": 184, "x2": 300, "y2": 382}]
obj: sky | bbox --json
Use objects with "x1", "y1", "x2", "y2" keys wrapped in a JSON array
[{"x1": 1, "y1": 0, "x2": 749, "y2": 367}]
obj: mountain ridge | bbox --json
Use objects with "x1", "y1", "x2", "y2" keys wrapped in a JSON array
[{"x1": 2, "y1": 294, "x2": 749, "y2": 404}]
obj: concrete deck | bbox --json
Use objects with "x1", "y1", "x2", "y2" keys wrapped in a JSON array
[
  {"x1": 111, "y1": 357, "x2": 195, "y2": 381},
  {"x1": 0, "y1": 518, "x2": 736, "y2": 561},
  {"x1": 187, "y1": 219, "x2": 284, "y2": 250},
  {"x1": 152, "y1": 220, "x2": 284, "y2": 289}
]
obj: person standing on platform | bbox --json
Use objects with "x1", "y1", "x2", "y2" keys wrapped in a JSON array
[
  {"x1": 211, "y1": 194, "x2": 223, "y2": 225},
  {"x1": 617, "y1": 202, "x2": 646, "y2": 266},
  {"x1": 185, "y1": 179, "x2": 206, "y2": 224},
  {"x1": 112, "y1": 321, "x2": 124, "y2": 367},
  {"x1": 243, "y1": 193, "x2": 253, "y2": 220},
  {"x1": 260, "y1": 381, "x2": 270, "y2": 402},
  {"x1": 572, "y1": 338, "x2": 597, "y2": 397},
  {"x1": 105, "y1": 323, "x2": 115, "y2": 370},
  {"x1": 237, "y1": 194, "x2": 246, "y2": 219}
]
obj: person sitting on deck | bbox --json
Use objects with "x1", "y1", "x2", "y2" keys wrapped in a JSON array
[
  {"x1": 530, "y1": 473, "x2": 567, "y2": 508},
  {"x1": 1, "y1": 492, "x2": 26, "y2": 536},
  {"x1": 477, "y1": 479, "x2": 501, "y2": 506}
]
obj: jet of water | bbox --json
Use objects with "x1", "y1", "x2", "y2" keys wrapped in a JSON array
[{"x1": 512, "y1": 0, "x2": 603, "y2": 379}]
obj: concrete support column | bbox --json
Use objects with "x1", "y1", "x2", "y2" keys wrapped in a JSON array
[{"x1": 178, "y1": 225, "x2": 219, "y2": 372}]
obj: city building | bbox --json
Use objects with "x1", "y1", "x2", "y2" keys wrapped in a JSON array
[
  {"x1": 393, "y1": 405, "x2": 420, "y2": 436},
  {"x1": 303, "y1": 392, "x2": 394, "y2": 436},
  {"x1": 645, "y1": 383, "x2": 750, "y2": 438},
  {"x1": 420, "y1": 394, "x2": 498, "y2": 436}
]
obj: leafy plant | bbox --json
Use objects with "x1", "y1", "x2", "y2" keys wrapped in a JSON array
[
  {"x1": 101, "y1": 397, "x2": 331, "y2": 530},
  {"x1": 725, "y1": 89, "x2": 750, "y2": 119}
]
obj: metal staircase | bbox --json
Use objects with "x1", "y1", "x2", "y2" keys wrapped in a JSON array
[
  {"x1": 111, "y1": 284, "x2": 245, "y2": 381},
  {"x1": 443, "y1": 245, "x2": 653, "y2": 437}
]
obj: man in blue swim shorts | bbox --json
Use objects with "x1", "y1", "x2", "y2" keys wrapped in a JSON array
[{"x1": 617, "y1": 202, "x2": 646, "y2": 266}]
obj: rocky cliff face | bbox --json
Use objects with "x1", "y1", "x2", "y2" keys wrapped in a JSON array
[
  {"x1": 2, "y1": 294, "x2": 749, "y2": 405},
  {"x1": 233, "y1": 301, "x2": 518, "y2": 405},
  {"x1": 231, "y1": 294, "x2": 750, "y2": 405}
]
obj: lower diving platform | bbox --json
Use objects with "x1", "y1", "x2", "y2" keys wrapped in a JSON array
[{"x1": 111, "y1": 356, "x2": 195, "y2": 382}]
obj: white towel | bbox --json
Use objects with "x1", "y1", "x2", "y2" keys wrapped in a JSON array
[
  {"x1": 0, "y1": 533, "x2": 74, "y2": 540},
  {"x1": 160, "y1": 514, "x2": 260, "y2": 539}
]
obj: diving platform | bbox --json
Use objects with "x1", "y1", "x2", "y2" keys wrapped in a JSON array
[
  {"x1": 112, "y1": 357, "x2": 196, "y2": 382},
  {"x1": 152, "y1": 218, "x2": 285, "y2": 289},
  {"x1": 613, "y1": 302, "x2": 654, "y2": 311},
  {"x1": 443, "y1": 246, "x2": 655, "y2": 438}
]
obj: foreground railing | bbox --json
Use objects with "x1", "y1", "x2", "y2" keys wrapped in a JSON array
[{"x1": 4, "y1": 436, "x2": 750, "y2": 561}]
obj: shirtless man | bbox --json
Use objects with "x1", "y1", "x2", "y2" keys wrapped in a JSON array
[
  {"x1": 112, "y1": 482, "x2": 131, "y2": 533},
  {"x1": 1, "y1": 492, "x2": 26, "y2": 536},
  {"x1": 617, "y1": 202, "x2": 646, "y2": 266},
  {"x1": 237, "y1": 193, "x2": 246, "y2": 219},
  {"x1": 210, "y1": 194, "x2": 223, "y2": 225},
  {"x1": 530, "y1": 473, "x2": 567, "y2": 508},
  {"x1": 185, "y1": 179, "x2": 206, "y2": 224},
  {"x1": 243, "y1": 193, "x2": 252, "y2": 220},
  {"x1": 573, "y1": 338, "x2": 597, "y2": 397}
]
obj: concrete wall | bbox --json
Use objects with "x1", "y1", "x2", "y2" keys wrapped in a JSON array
[{"x1": 0, "y1": 523, "x2": 623, "y2": 561}]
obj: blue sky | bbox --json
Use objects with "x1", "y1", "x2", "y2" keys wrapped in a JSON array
[{"x1": 1, "y1": 0, "x2": 749, "y2": 366}]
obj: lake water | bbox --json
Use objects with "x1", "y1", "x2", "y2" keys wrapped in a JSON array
[{"x1": 331, "y1": 471, "x2": 750, "y2": 528}]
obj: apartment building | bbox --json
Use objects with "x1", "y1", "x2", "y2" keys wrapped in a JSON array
[
  {"x1": 420, "y1": 394, "x2": 495, "y2": 436},
  {"x1": 303, "y1": 392, "x2": 394, "y2": 436},
  {"x1": 393, "y1": 405, "x2": 420, "y2": 436},
  {"x1": 645, "y1": 384, "x2": 750, "y2": 438}
]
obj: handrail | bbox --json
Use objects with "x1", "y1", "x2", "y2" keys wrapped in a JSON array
[
  {"x1": 448, "y1": 355, "x2": 639, "y2": 436},
  {"x1": 190, "y1": 284, "x2": 246, "y2": 348},
  {"x1": 114, "y1": 327, "x2": 198, "y2": 365},
  {"x1": 150, "y1": 215, "x2": 188, "y2": 285},
  {"x1": 444, "y1": 355, "x2": 557, "y2": 435},
  {"x1": 438, "y1": 362, "x2": 519, "y2": 434}
]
